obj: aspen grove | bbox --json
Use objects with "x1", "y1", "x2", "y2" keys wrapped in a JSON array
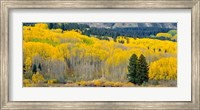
[{"x1": 23, "y1": 23, "x2": 177, "y2": 87}]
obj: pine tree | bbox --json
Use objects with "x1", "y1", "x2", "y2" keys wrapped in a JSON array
[
  {"x1": 138, "y1": 54, "x2": 149, "y2": 85},
  {"x1": 127, "y1": 54, "x2": 139, "y2": 84},
  {"x1": 128, "y1": 54, "x2": 149, "y2": 85}
]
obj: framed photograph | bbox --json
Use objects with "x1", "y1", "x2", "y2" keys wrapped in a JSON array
[{"x1": 1, "y1": 0, "x2": 199, "y2": 109}]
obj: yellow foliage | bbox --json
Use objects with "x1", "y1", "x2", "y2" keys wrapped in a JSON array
[
  {"x1": 35, "y1": 23, "x2": 48, "y2": 29},
  {"x1": 123, "y1": 82, "x2": 135, "y2": 87},
  {"x1": 156, "y1": 33, "x2": 172, "y2": 38},
  {"x1": 48, "y1": 79, "x2": 57, "y2": 84},
  {"x1": 103, "y1": 81, "x2": 114, "y2": 87},
  {"x1": 171, "y1": 34, "x2": 177, "y2": 41},
  {"x1": 32, "y1": 72, "x2": 45, "y2": 83},
  {"x1": 23, "y1": 79, "x2": 32, "y2": 87},
  {"x1": 113, "y1": 82, "x2": 123, "y2": 87},
  {"x1": 93, "y1": 80, "x2": 102, "y2": 86},
  {"x1": 149, "y1": 57, "x2": 177, "y2": 80},
  {"x1": 24, "y1": 42, "x2": 64, "y2": 63},
  {"x1": 24, "y1": 57, "x2": 32, "y2": 71},
  {"x1": 70, "y1": 80, "x2": 136, "y2": 87},
  {"x1": 79, "y1": 81, "x2": 87, "y2": 86}
]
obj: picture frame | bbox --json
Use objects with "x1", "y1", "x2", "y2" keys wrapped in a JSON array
[{"x1": 0, "y1": 0, "x2": 199, "y2": 109}]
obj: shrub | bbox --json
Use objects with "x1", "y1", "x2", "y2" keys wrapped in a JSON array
[
  {"x1": 79, "y1": 81, "x2": 87, "y2": 86},
  {"x1": 113, "y1": 82, "x2": 123, "y2": 87},
  {"x1": 85, "y1": 81, "x2": 93, "y2": 86},
  {"x1": 93, "y1": 80, "x2": 102, "y2": 86},
  {"x1": 103, "y1": 81, "x2": 113, "y2": 87},
  {"x1": 48, "y1": 79, "x2": 57, "y2": 84},
  {"x1": 32, "y1": 72, "x2": 44, "y2": 83},
  {"x1": 23, "y1": 79, "x2": 32, "y2": 87},
  {"x1": 123, "y1": 82, "x2": 135, "y2": 87}
]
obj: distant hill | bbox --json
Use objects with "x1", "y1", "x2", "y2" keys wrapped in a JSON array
[{"x1": 81, "y1": 23, "x2": 177, "y2": 29}]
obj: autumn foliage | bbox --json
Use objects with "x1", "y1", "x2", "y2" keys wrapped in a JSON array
[{"x1": 23, "y1": 23, "x2": 177, "y2": 87}]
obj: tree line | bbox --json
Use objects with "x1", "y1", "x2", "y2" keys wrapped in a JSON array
[{"x1": 23, "y1": 23, "x2": 176, "y2": 41}]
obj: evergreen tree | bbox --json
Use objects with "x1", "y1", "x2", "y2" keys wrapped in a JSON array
[
  {"x1": 38, "y1": 63, "x2": 42, "y2": 71},
  {"x1": 127, "y1": 54, "x2": 139, "y2": 84},
  {"x1": 127, "y1": 54, "x2": 149, "y2": 85},
  {"x1": 32, "y1": 64, "x2": 37, "y2": 74},
  {"x1": 138, "y1": 54, "x2": 149, "y2": 85}
]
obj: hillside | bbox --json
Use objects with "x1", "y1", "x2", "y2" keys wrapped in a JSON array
[
  {"x1": 23, "y1": 23, "x2": 177, "y2": 87},
  {"x1": 82, "y1": 23, "x2": 177, "y2": 29},
  {"x1": 23, "y1": 23, "x2": 177, "y2": 41}
]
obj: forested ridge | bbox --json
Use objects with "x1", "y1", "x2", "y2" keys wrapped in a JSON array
[
  {"x1": 23, "y1": 23, "x2": 177, "y2": 87},
  {"x1": 24, "y1": 23, "x2": 177, "y2": 42}
]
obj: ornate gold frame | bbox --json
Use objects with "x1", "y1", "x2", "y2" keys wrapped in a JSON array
[{"x1": 1, "y1": 0, "x2": 199, "y2": 109}]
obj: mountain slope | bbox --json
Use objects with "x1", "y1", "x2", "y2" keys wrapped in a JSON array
[{"x1": 81, "y1": 23, "x2": 177, "y2": 29}]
